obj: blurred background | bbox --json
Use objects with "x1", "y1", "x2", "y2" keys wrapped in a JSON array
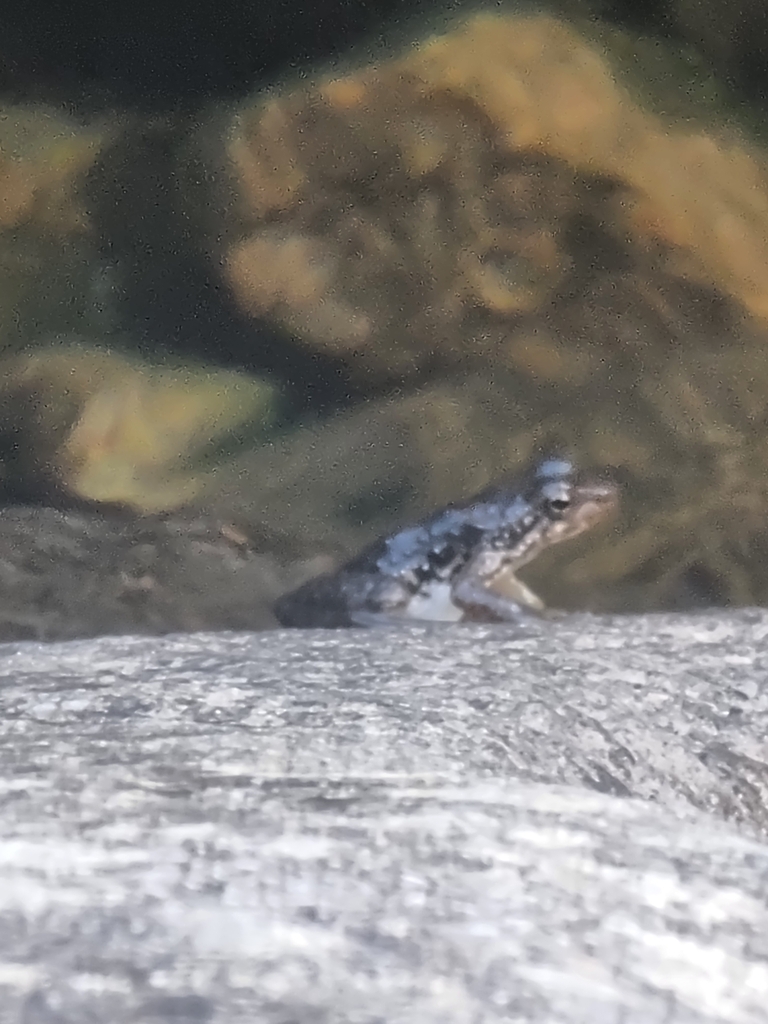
[{"x1": 1, "y1": 0, "x2": 768, "y2": 639}]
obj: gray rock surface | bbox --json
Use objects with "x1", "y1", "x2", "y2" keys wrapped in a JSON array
[
  {"x1": 0, "y1": 610, "x2": 767, "y2": 1022},
  {"x1": 0, "y1": 507, "x2": 311, "y2": 641}
]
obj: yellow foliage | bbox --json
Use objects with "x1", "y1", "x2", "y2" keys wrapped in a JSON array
[{"x1": 0, "y1": 342, "x2": 276, "y2": 512}]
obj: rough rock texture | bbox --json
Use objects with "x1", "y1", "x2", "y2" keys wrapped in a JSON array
[
  {"x1": 0, "y1": 506, "x2": 322, "y2": 641},
  {"x1": 0, "y1": 610, "x2": 767, "y2": 1022}
]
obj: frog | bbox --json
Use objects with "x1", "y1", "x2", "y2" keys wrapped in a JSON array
[{"x1": 273, "y1": 455, "x2": 619, "y2": 628}]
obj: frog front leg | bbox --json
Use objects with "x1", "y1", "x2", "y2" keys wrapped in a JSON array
[{"x1": 451, "y1": 550, "x2": 545, "y2": 622}]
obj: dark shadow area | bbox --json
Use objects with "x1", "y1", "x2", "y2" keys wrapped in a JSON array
[
  {"x1": 85, "y1": 122, "x2": 360, "y2": 414},
  {"x1": 0, "y1": 0, "x2": 419, "y2": 110},
  {"x1": 605, "y1": 0, "x2": 768, "y2": 107},
  {"x1": 3, "y1": 1, "x2": 768, "y2": 113}
]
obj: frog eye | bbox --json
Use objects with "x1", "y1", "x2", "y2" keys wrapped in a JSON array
[{"x1": 547, "y1": 496, "x2": 571, "y2": 514}]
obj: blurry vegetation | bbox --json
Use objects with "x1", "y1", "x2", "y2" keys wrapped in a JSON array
[
  {"x1": 5, "y1": 3, "x2": 768, "y2": 623},
  {"x1": 0, "y1": 340, "x2": 278, "y2": 511},
  {"x1": 0, "y1": 105, "x2": 115, "y2": 345},
  {"x1": 195, "y1": 10, "x2": 768, "y2": 612}
]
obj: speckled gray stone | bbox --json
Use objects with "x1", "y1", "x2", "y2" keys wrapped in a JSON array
[{"x1": 0, "y1": 610, "x2": 767, "y2": 1023}]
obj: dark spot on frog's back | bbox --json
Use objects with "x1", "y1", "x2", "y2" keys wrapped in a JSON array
[{"x1": 413, "y1": 524, "x2": 484, "y2": 582}]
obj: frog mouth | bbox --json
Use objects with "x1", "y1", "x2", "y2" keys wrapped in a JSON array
[
  {"x1": 573, "y1": 479, "x2": 622, "y2": 532},
  {"x1": 552, "y1": 478, "x2": 620, "y2": 543}
]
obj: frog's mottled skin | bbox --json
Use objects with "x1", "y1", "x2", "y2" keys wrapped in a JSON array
[{"x1": 274, "y1": 456, "x2": 619, "y2": 628}]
